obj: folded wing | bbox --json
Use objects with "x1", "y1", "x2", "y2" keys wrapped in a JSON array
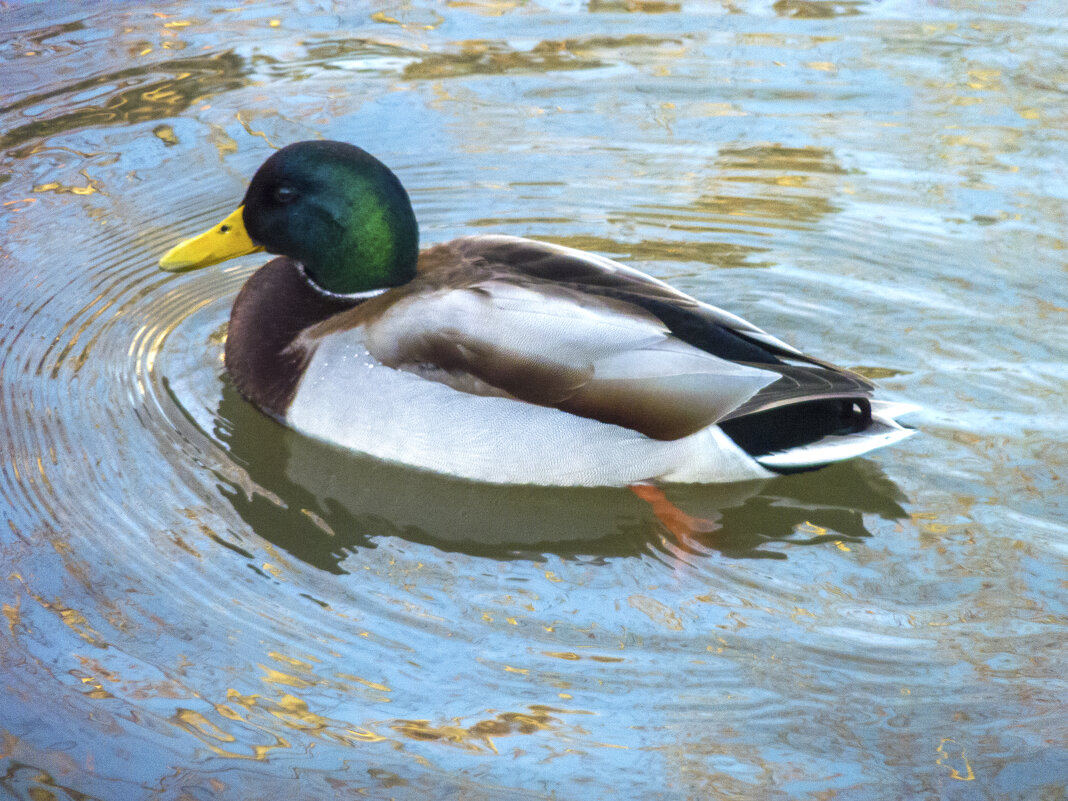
[
  {"x1": 310, "y1": 235, "x2": 880, "y2": 449},
  {"x1": 363, "y1": 278, "x2": 781, "y2": 440}
]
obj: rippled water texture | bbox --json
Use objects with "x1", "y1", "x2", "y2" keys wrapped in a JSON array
[{"x1": 2, "y1": 2, "x2": 1066, "y2": 799}]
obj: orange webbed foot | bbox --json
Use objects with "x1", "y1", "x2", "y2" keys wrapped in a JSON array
[{"x1": 629, "y1": 483, "x2": 722, "y2": 548}]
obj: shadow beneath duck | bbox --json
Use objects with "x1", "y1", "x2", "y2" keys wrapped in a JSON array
[{"x1": 212, "y1": 381, "x2": 909, "y2": 572}]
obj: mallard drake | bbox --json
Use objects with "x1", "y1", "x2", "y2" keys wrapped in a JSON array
[{"x1": 160, "y1": 140, "x2": 915, "y2": 486}]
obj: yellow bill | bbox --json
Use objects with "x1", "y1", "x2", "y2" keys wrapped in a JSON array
[{"x1": 159, "y1": 205, "x2": 264, "y2": 272}]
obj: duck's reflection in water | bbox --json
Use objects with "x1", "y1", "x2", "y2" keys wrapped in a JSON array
[{"x1": 213, "y1": 382, "x2": 908, "y2": 571}]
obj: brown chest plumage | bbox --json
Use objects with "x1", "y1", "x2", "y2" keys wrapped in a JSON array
[{"x1": 224, "y1": 258, "x2": 360, "y2": 417}]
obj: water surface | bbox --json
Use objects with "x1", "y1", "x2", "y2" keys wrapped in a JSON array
[{"x1": 2, "y1": 2, "x2": 1066, "y2": 799}]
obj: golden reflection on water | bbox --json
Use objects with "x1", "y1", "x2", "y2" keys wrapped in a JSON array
[
  {"x1": 391, "y1": 704, "x2": 594, "y2": 755},
  {"x1": 171, "y1": 678, "x2": 592, "y2": 761},
  {"x1": 31, "y1": 170, "x2": 103, "y2": 196},
  {"x1": 18, "y1": 584, "x2": 108, "y2": 649},
  {"x1": 2, "y1": 598, "x2": 23, "y2": 638},
  {"x1": 503, "y1": 145, "x2": 850, "y2": 270},
  {"x1": 404, "y1": 40, "x2": 602, "y2": 80},
  {"x1": 541, "y1": 234, "x2": 770, "y2": 268},
  {"x1": 774, "y1": 0, "x2": 865, "y2": 17},
  {"x1": 936, "y1": 738, "x2": 975, "y2": 782},
  {"x1": 403, "y1": 33, "x2": 688, "y2": 79},
  {"x1": 172, "y1": 707, "x2": 290, "y2": 760},
  {"x1": 2, "y1": 52, "x2": 247, "y2": 155},
  {"x1": 370, "y1": 9, "x2": 446, "y2": 31},
  {"x1": 152, "y1": 123, "x2": 179, "y2": 145},
  {"x1": 589, "y1": 0, "x2": 682, "y2": 12},
  {"x1": 720, "y1": 145, "x2": 847, "y2": 176}
]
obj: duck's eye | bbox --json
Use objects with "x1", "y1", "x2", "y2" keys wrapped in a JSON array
[{"x1": 273, "y1": 185, "x2": 298, "y2": 204}]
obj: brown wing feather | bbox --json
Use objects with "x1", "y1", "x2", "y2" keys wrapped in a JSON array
[{"x1": 444, "y1": 235, "x2": 874, "y2": 405}]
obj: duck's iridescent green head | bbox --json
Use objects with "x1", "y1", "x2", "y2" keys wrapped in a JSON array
[{"x1": 160, "y1": 141, "x2": 419, "y2": 295}]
